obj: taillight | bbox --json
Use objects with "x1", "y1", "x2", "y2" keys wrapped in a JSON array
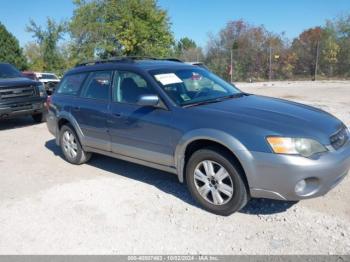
[{"x1": 46, "y1": 96, "x2": 52, "y2": 110}]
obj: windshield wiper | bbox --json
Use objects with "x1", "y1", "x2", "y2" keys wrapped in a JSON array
[{"x1": 183, "y1": 93, "x2": 249, "y2": 108}]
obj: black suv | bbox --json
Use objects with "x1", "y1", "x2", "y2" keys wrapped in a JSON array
[{"x1": 0, "y1": 63, "x2": 47, "y2": 122}]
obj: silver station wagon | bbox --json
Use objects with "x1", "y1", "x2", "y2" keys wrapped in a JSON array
[{"x1": 47, "y1": 57, "x2": 350, "y2": 215}]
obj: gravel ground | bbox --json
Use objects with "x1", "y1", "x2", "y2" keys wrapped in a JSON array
[{"x1": 0, "y1": 80, "x2": 349, "y2": 254}]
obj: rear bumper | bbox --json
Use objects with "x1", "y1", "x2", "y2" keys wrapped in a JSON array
[
  {"x1": 46, "y1": 110, "x2": 58, "y2": 135},
  {"x1": 247, "y1": 141, "x2": 350, "y2": 201},
  {"x1": 0, "y1": 98, "x2": 46, "y2": 119}
]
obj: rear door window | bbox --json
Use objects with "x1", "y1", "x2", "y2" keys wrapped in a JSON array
[
  {"x1": 81, "y1": 71, "x2": 112, "y2": 100},
  {"x1": 56, "y1": 73, "x2": 87, "y2": 96}
]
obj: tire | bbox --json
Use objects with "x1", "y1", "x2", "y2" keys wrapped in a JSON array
[
  {"x1": 59, "y1": 124, "x2": 92, "y2": 165},
  {"x1": 32, "y1": 113, "x2": 46, "y2": 123},
  {"x1": 186, "y1": 148, "x2": 249, "y2": 216}
]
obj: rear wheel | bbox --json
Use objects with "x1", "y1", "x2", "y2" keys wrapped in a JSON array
[
  {"x1": 186, "y1": 148, "x2": 249, "y2": 216},
  {"x1": 59, "y1": 125, "x2": 92, "y2": 165}
]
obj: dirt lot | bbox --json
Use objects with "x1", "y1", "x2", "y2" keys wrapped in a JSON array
[{"x1": 0, "y1": 80, "x2": 349, "y2": 254}]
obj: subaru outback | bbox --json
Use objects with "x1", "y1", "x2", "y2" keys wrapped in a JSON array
[{"x1": 46, "y1": 57, "x2": 350, "y2": 215}]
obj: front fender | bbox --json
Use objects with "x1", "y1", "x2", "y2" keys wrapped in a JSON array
[{"x1": 174, "y1": 128, "x2": 254, "y2": 184}]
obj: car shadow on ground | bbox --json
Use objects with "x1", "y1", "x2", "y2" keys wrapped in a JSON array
[
  {"x1": 45, "y1": 139, "x2": 297, "y2": 215},
  {"x1": 0, "y1": 117, "x2": 38, "y2": 131},
  {"x1": 240, "y1": 198, "x2": 297, "y2": 215}
]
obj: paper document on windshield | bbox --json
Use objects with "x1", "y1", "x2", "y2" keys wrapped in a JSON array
[{"x1": 154, "y1": 73, "x2": 183, "y2": 85}]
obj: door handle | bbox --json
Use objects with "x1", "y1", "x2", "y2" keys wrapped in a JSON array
[
  {"x1": 113, "y1": 112, "x2": 123, "y2": 118},
  {"x1": 107, "y1": 113, "x2": 124, "y2": 124}
]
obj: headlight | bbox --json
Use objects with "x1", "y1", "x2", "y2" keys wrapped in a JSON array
[
  {"x1": 266, "y1": 137, "x2": 327, "y2": 157},
  {"x1": 37, "y1": 83, "x2": 46, "y2": 97}
]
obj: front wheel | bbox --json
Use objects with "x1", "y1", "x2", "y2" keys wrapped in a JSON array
[
  {"x1": 186, "y1": 148, "x2": 249, "y2": 216},
  {"x1": 59, "y1": 125, "x2": 92, "y2": 165}
]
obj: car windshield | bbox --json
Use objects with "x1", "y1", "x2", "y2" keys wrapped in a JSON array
[
  {"x1": 38, "y1": 74, "x2": 58, "y2": 80},
  {"x1": 150, "y1": 68, "x2": 241, "y2": 106},
  {"x1": 0, "y1": 64, "x2": 21, "y2": 78}
]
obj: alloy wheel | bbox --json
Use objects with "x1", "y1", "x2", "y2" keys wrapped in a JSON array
[
  {"x1": 62, "y1": 130, "x2": 78, "y2": 159},
  {"x1": 193, "y1": 160, "x2": 234, "y2": 205}
]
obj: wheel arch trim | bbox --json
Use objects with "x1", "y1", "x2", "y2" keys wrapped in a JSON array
[
  {"x1": 56, "y1": 112, "x2": 85, "y2": 146},
  {"x1": 174, "y1": 129, "x2": 254, "y2": 184}
]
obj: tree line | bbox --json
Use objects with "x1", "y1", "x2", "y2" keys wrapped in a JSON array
[
  {"x1": 0, "y1": 0, "x2": 350, "y2": 81},
  {"x1": 205, "y1": 16, "x2": 350, "y2": 81}
]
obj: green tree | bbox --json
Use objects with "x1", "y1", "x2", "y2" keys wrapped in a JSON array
[
  {"x1": 176, "y1": 37, "x2": 197, "y2": 54},
  {"x1": 23, "y1": 42, "x2": 45, "y2": 71},
  {"x1": 325, "y1": 15, "x2": 350, "y2": 76},
  {"x1": 70, "y1": 0, "x2": 174, "y2": 60},
  {"x1": 320, "y1": 26, "x2": 340, "y2": 77},
  {"x1": 175, "y1": 37, "x2": 203, "y2": 61},
  {"x1": 0, "y1": 22, "x2": 27, "y2": 69},
  {"x1": 26, "y1": 18, "x2": 67, "y2": 72},
  {"x1": 291, "y1": 27, "x2": 323, "y2": 78}
]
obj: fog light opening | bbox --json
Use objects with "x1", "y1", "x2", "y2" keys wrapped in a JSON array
[
  {"x1": 294, "y1": 177, "x2": 320, "y2": 197},
  {"x1": 295, "y1": 179, "x2": 307, "y2": 194}
]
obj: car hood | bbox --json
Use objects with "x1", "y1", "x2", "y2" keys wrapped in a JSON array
[
  {"x1": 194, "y1": 94, "x2": 344, "y2": 144},
  {"x1": 0, "y1": 77, "x2": 39, "y2": 88}
]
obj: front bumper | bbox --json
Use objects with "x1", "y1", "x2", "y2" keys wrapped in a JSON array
[
  {"x1": 247, "y1": 140, "x2": 350, "y2": 201},
  {"x1": 0, "y1": 99, "x2": 46, "y2": 119}
]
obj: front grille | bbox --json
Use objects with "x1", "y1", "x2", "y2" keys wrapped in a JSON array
[
  {"x1": 9, "y1": 103, "x2": 33, "y2": 112},
  {"x1": 330, "y1": 126, "x2": 349, "y2": 150},
  {"x1": 0, "y1": 86, "x2": 36, "y2": 100}
]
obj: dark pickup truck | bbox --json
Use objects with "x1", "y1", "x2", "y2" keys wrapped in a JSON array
[{"x1": 0, "y1": 63, "x2": 47, "y2": 123}]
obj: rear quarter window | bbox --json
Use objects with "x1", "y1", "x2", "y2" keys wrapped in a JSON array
[{"x1": 56, "y1": 73, "x2": 87, "y2": 96}]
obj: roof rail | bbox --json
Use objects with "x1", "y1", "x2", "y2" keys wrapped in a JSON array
[
  {"x1": 75, "y1": 56, "x2": 183, "y2": 67},
  {"x1": 116, "y1": 56, "x2": 183, "y2": 63},
  {"x1": 75, "y1": 57, "x2": 133, "y2": 67},
  {"x1": 161, "y1": 58, "x2": 183, "y2": 63}
]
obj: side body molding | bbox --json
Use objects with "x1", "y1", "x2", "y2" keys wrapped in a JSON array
[{"x1": 174, "y1": 129, "x2": 254, "y2": 184}]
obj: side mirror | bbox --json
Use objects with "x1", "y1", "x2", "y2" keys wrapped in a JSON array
[{"x1": 137, "y1": 94, "x2": 160, "y2": 107}]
